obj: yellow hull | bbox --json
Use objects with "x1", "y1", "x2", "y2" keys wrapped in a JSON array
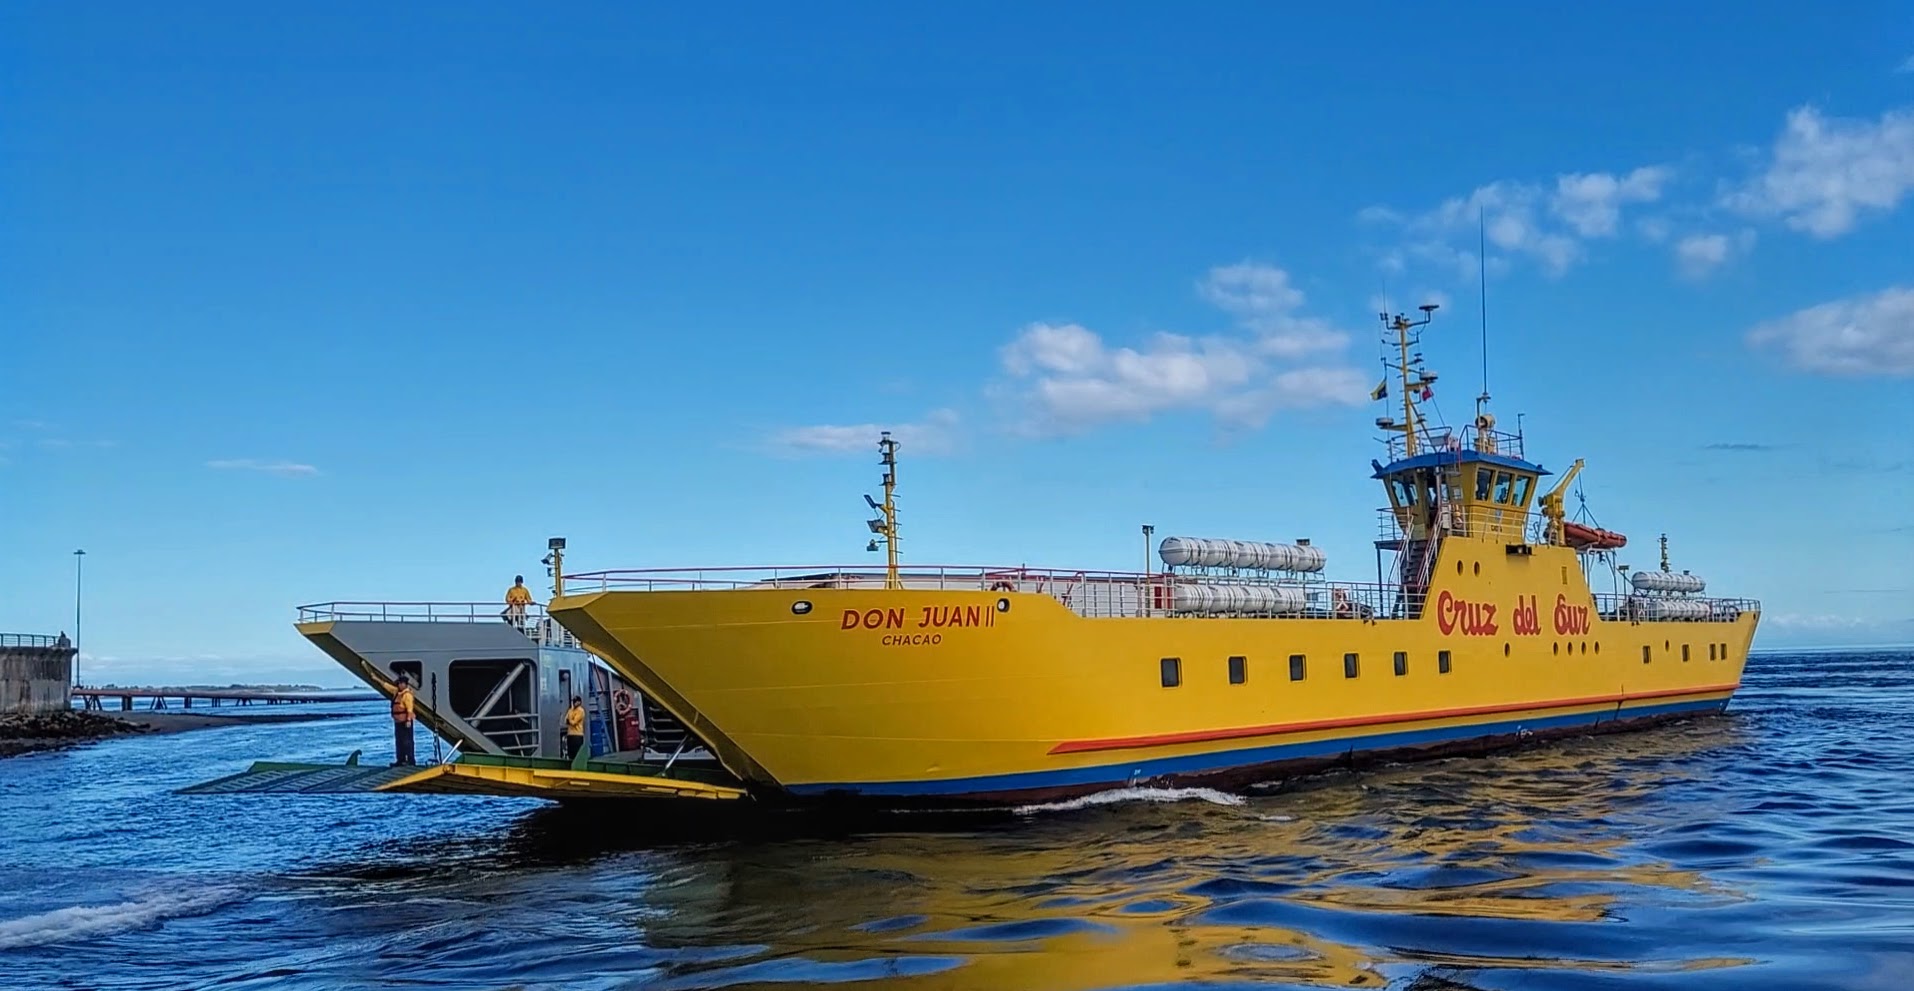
[{"x1": 547, "y1": 536, "x2": 1758, "y2": 804}]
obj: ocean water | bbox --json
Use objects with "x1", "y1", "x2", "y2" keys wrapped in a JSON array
[{"x1": 2, "y1": 649, "x2": 1911, "y2": 990}]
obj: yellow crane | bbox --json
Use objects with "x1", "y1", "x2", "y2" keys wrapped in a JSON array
[{"x1": 1537, "y1": 457, "x2": 1585, "y2": 545}]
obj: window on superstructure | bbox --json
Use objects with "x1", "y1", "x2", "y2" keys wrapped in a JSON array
[
  {"x1": 1492, "y1": 471, "x2": 1513, "y2": 504},
  {"x1": 1511, "y1": 475, "x2": 1533, "y2": 506},
  {"x1": 1289, "y1": 654, "x2": 1306, "y2": 681},
  {"x1": 1343, "y1": 653, "x2": 1359, "y2": 678},
  {"x1": 1642, "y1": 645, "x2": 1652, "y2": 664},
  {"x1": 1438, "y1": 650, "x2": 1452, "y2": 674},
  {"x1": 1160, "y1": 657, "x2": 1181, "y2": 688},
  {"x1": 1683, "y1": 644, "x2": 1691, "y2": 662},
  {"x1": 1393, "y1": 651, "x2": 1407, "y2": 676},
  {"x1": 1475, "y1": 467, "x2": 1493, "y2": 501},
  {"x1": 1228, "y1": 655, "x2": 1246, "y2": 685}
]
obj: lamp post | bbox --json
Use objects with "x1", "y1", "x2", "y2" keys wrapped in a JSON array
[{"x1": 73, "y1": 549, "x2": 86, "y2": 686}]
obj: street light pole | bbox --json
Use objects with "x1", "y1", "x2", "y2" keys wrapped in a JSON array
[{"x1": 73, "y1": 549, "x2": 85, "y2": 686}]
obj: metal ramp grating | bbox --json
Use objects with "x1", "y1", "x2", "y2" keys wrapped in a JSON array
[{"x1": 177, "y1": 762, "x2": 426, "y2": 795}]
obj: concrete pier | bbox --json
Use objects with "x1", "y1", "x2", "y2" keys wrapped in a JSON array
[{"x1": 1, "y1": 634, "x2": 77, "y2": 714}]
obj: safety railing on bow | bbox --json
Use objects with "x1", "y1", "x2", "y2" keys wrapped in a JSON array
[
  {"x1": 295, "y1": 601, "x2": 581, "y2": 648},
  {"x1": 561, "y1": 567, "x2": 1431, "y2": 622}
]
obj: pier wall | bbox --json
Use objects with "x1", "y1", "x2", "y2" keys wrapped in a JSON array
[{"x1": 2, "y1": 643, "x2": 76, "y2": 714}]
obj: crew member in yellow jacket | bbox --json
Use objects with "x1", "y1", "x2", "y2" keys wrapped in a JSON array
[
  {"x1": 504, "y1": 575, "x2": 533, "y2": 628},
  {"x1": 563, "y1": 696, "x2": 586, "y2": 760}
]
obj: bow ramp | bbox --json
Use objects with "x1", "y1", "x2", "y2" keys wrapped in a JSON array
[{"x1": 178, "y1": 753, "x2": 749, "y2": 802}]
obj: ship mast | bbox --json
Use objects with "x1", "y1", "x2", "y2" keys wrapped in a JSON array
[
  {"x1": 1376, "y1": 304, "x2": 1439, "y2": 456},
  {"x1": 864, "y1": 431, "x2": 901, "y2": 589}
]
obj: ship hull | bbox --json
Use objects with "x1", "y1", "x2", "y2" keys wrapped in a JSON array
[{"x1": 549, "y1": 543, "x2": 1757, "y2": 808}]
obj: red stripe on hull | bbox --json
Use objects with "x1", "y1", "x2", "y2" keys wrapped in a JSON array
[{"x1": 1048, "y1": 683, "x2": 1740, "y2": 755}]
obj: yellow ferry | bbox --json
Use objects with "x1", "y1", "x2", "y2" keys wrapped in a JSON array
[{"x1": 549, "y1": 304, "x2": 1761, "y2": 806}]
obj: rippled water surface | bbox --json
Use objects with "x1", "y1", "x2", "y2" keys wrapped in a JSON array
[{"x1": 4, "y1": 649, "x2": 1913, "y2": 990}]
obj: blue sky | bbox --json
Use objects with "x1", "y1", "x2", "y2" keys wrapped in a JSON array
[{"x1": 3, "y1": 3, "x2": 1910, "y2": 685}]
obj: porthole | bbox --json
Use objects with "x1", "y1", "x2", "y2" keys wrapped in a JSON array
[
  {"x1": 1595, "y1": 642, "x2": 1601, "y2": 655},
  {"x1": 1552, "y1": 642, "x2": 1559, "y2": 656},
  {"x1": 1456, "y1": 561, "x2": 1464, "y2": 575},
  {"x1": 1503, "y1": 642, "x2": 1511, "y2": 656},
  {"x1": 1473, "y1": 562, "x2": 1481, "y2": 576},
  {"x1": 791, "y1": 600, "x2": 813, "y2": 615},
  {"x1": 996, "y1": 598, "x2": 1011, "y2": 612}
]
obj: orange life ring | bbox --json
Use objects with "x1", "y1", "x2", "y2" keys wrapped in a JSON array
[
  {"x1": 989, "y1": 581, "x2": 1015, "y2": 593},
  {"x1": 613, "y1": 689, "x2": 633, "y2": 715}
]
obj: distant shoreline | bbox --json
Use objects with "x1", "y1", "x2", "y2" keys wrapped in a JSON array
[{"x1": 0, "y1": 709, "x2": 356, "y2": 759}]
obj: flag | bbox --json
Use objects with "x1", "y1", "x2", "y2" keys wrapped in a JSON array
[
  {"x1": 1370, "y1": 379, "x2": 1388, "y2": 401},
  {"x1": 1420, "y1": 385, "x2": 1434, "y2": 400}
]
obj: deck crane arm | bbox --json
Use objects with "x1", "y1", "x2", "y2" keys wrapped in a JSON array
[{"x1": 1537, "y1": 457, "x2": 1585, "y2": 545}]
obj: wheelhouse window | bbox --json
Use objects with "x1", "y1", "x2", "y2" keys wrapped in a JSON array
[
  {"x1": 1492, "y1": 471, "x2": 1513, "y2": 504},
  {"x1": 1511, "y1": 475, "x2": 1533, "y2": 506},
  {"x1": 1474, "y1": 467, "x2": 1493, "y2": 501}
]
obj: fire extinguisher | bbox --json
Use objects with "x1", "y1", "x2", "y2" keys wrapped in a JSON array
[{"x1": 613, "y1": 689, "x2": 640, "y2": 751}]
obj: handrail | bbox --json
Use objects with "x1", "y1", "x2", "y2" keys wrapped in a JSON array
[
  {"x1": 557, "y1": 566, "x2": 1759, "y2": 622},
  {"x1": 296, "y1": 601, "x2": 553, "y2": 623},
  {"x1": 0, "y1": 633, "x2": 63, "y2": 649}
]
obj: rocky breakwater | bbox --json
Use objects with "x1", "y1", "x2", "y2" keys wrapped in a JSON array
[{"x1": 0, "y1": 710, "x2": 153, "y2": 758}]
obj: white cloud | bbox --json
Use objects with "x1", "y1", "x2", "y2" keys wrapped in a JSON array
[
  {"x1": 1724, "y1": 105, "x2": 1914, "y2": 238},
  {"x1": 1367, "y1": 165, "x2": 1673, "y2": 280},
  {"x1": 1197, "y1": 262, "x2": 1348, "y2": 357},
  {"x1": 1550, "y1": 166, "x2": 1673, "y2": 237},
  {"x1": 1673, "y1": 229, "x2": 1757, "y2": 278},
  {"x1": 994, "y1": 263, "x2": 1369, "y2": 434},
  {"x1": 206, "y1": 458, "x2": 321, "y2": 477},
  {"x1": 1746, "y1": 286, "x2": 1914, "y2": 376},
  {"x1": 767, "y1": 408, "x2": 960, "y2": 457}
]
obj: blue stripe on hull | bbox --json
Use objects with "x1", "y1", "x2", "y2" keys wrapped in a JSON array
[{"x1": 784, "y1": 696, "x2": 1732, "y2": 799}]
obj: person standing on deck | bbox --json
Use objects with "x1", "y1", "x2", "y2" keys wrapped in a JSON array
[
  {"x1": 391, "y1": 675, "x2": 417, "y2": 766},
  {"x1": 563, "y1": 695, "x2": 586, "y2": 760},
  {"x1": 504, "y1": 575, "x2": 533, "y2": 629}
]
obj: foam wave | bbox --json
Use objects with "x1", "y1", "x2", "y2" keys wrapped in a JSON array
[
  {"x1": 0, "y1": 885, "x2": 249, "y2": 951},
  {"x1": 1012, "y1": 786, "x2": 1245, "y2": 815}
]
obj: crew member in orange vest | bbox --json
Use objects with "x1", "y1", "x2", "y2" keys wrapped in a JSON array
[{"x1": 391, "y1": 675, "x2": 417, "y2": 766}]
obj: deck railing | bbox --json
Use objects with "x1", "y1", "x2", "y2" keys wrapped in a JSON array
[
  {"x1": 1376, "y1": 505, "x2": 1534, "y2": 544},
  {"x1": 295, "y1": 601, "x2": 582, "y2": 648},
  {"x1": 1382, "y1": 424, "x2": 1526, "y2": 463},
  {"x1": 0, "y1": 633, "x2": 62, "y2": 649},
  {"x1": 561, "y1": 566, "x2": 1760, "y2": 625}
]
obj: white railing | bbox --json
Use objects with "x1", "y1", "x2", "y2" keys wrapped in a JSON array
[
  {"x1": 295, "y1": 601, "x2": 582, "y2": 649},
  {"x1": 558, "y1": 566, "x2": 1761, "y2": 625}
]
